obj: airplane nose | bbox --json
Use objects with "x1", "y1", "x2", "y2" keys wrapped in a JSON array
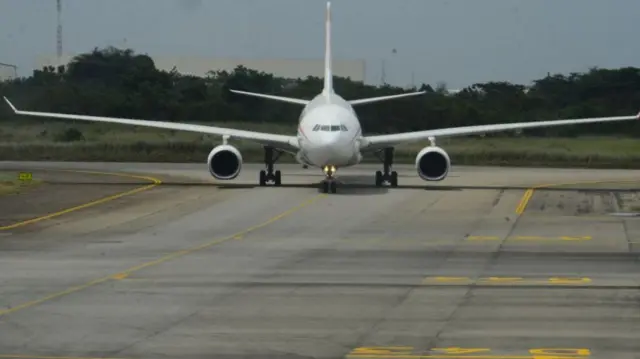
[
  {"x1": 306, "y1": 132, "x2": 345, "y2": 166},
  {"x1": 318, "y1": 132, "x2": 340, "y2": 146},
  {"x1": 309, "y1": 132, "x2": 340, "y2": 149}
]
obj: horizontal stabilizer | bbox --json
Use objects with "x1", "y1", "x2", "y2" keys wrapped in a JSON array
[
  {"x1": 348, "y1": 91, "x2": 426, "y2": 106},
  {"x1": 229, "y1": 89, "x2": 310, "y2": 105}
]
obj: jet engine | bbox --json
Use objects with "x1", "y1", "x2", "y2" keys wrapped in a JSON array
[
  {"x1": 207, "y1": 144, "x2": 242, "y2": 180},
  {"x1": 415, "y1": 146, "x2": 450, "y2": 181}
]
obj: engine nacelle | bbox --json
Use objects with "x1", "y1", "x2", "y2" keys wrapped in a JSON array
[
  {"x1": 207, "y1": 144, "x2": 242, "y2": 180},
  {"x1": 415, "y1": 146, "x2": 451, "y2": 181}
]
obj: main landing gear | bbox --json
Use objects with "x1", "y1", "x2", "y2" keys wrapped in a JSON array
[
  {"x1": 259, "y1": 146, "x2": 282, "y2": 186},
  {"x1": 321, "y1": 165, "x2": 337, "y2": 194},
  {"x1": 374, "y1": 147, "x2": 398, "y2": 187}
]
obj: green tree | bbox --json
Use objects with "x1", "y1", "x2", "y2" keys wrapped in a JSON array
[{"x1": 2, "y1": 46, "x2": 639, "y2": 137}]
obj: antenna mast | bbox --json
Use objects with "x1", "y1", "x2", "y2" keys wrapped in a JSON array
[{"x1": 56, "y1": 0, "x2": 62, "y2": 66}]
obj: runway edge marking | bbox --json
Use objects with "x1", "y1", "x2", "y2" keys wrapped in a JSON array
[
  {"x1": 0, "y1": 193, "x2": 326, "y2": 317},
  {"x1": 515, "y1": 177, "x2": 640, "y2": 215},
  {"x1": 0, "y1": 169, "x2": 162, "y2": 231}
]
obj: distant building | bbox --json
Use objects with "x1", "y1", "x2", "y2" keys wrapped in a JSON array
[
  {"x1": 0, "y1": 62, "x2": 17, "y2": 81},
  {"x1": 35, "y1": 54, "x2": 367, "y2": 83}
]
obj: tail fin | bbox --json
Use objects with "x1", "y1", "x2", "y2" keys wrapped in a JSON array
[
  {"x1": 225, "y1": 2, "x2": 333, "y2": 106},
  {"x1": 323, "y1": 1, "x2": 333, "y2": 95},
  {"x1": 227, "y1": 2, "x2": 337, "y2": 104}
]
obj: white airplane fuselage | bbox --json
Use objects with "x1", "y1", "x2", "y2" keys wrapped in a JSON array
[{"x1": 294, "y1": 92, "x2": 363, "y2": 171}]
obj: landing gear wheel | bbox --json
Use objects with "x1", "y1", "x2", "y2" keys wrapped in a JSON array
[
  {"x1": 374, "y1": 148, "x2": 398, "y2": 187},
  {"x1": 260, "y1": 146, "x2": 283, "y2": 186},
  {"x1": 274, "y1": 170, "x2": 282, "y2": 186},
  {"x1": 390, "y1": 171, "x2": 398, "y2": 187},
  {"x1": 259, "y1": 170, "x2": 267, "y2": 186},
  {"x1": 321, "y1": 180, "x2": 337, "y2": 194},
  {"x1": 375, "y1": 171, "x2": 383, "y2": 187}
]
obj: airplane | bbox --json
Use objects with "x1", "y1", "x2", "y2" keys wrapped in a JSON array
[{"x1": 3, "y1": 1, "x2": 640, "y2": 194}]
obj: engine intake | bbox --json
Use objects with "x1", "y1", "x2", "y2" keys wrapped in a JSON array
[
  {"x1": 207, "y1": 144, "x2": 242, "y2": 180},
  {"x1": 415, "y1": 146, "x2": 450, "y2": 181}
]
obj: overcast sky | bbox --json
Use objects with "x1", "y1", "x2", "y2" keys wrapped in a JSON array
[{"x1": 1, "y1": 0, "x2": 638, "y2": 88}]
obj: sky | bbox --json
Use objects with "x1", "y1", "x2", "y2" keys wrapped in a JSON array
[{"x1": 0, "y1": 0, "x2": 638, "y2": 89}]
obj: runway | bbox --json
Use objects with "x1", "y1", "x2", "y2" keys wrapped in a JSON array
[{"x1": 0, "y1": 162, "x2": 639, "y2": 359}]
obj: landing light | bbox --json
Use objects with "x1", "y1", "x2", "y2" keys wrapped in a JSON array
[{"x1": 323, "y1": 165, "x2": 336, "y2": 175}]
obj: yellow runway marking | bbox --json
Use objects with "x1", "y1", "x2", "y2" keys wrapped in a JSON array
[
  {"x1": 514, "y1": 189, "x2": 534, "y2": 215},
  {"x1": 485, "y1": 277, "x2": 523, "y2": 282},
  {"x1": 0, "y1": 170, "x2": 162, "y2": 231},
  {"x1": 467, "y1": 235, "x2": 591, "y2": 241},
  {"x1": 347, "y1": 346, "x2": 590, "y2": 359},
  {"x1": 0, "y1": 193, "x2": 325, "y2": 317},
  {"x1": 433, "y1": 276, "x2": 469, "y2": 282},
  {"x1": 547, "y1": 277, "x2": 592, "y2": 284},
  {"x1": 111, "y1": 273, "x2": 129, "y2": 280},
  {"x1": 421, "y1": 276, "x2": 592, "y2": 285},
  {"x1": 515, "y1": 178, "x2": 640, "y2": 215},
  {"x1": 348, "y1": 356, "x2": 583, "y2": 359}
]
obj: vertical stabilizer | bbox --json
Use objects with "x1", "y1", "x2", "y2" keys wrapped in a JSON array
[{"x1": 322, "y1": 1, "x2": 333, "y2": 95}]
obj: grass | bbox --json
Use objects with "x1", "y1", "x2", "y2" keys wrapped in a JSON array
[{"x1": 2, "y1": 120, "x2": 640, "y2": 168}]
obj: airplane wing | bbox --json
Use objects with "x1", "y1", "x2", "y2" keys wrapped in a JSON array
[
  {"x1": 3, "y1": 97, "x2": 299, "y2": 151},
  {"x1": 360, "y1": 112, "x2": 640, "y2": 151}
]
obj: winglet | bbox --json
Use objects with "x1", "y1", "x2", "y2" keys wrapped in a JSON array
[
  {"x1": 3, "y1": 96, "x2": 17, "y2": 113},
  {"x1": 637, "y1": 110, "x2": 640, "y2": 119}
]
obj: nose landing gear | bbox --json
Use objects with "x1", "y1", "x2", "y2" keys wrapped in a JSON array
[{"x1": 321, "y1": 165, "x2": 337, "y2": 194}]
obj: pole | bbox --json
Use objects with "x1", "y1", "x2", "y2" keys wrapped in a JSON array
[
  {"x1": 0, "y1": 62, "x2": 18, "y2": 80},
  {"x1": 57, "y1": 0, "x2": 62, "y2": 66}
]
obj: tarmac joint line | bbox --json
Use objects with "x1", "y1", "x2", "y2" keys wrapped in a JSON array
[
  {"x1": 0, "y1": 169, "x2": 163, "y2": 231},
  {"x1": 0, "y1": 193, "x2": 326, "y2": 318}
]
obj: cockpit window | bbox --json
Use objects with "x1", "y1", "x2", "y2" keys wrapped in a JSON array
[{"x1": 312, "y1": 124, "x2": 348, "y2": 131}]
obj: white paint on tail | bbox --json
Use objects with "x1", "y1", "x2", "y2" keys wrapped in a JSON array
[{"x1": 323, "y1": 1, "x2": 333, "y2": 95}]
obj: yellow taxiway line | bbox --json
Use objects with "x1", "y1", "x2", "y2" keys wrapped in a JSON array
[
  {"x1": 0, "y1": 193, "x2": 326, "y2": 317},
  {"x1": 0, "y1": 169, "x2": 162, "y2": 231},
  {"x1": 515, "y1": 178, "x2": 640, "y2": 215}
]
